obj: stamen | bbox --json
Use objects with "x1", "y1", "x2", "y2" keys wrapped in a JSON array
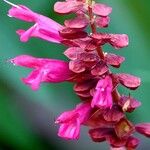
[
  {"x1": 8, "y1": 59, "x2": 16, "y2": 66},
  {"x1": 3, "y1": 0, "x2": 20, "y2": 8},
  {"x1": 122, "y1": 99, "x2": 130, "y2": 112},
  {"x1": 7, "y1": 14, "x2": 12, "y2": 17},
  {"x1": 103, "y1": 52, "x2": 106, "y2": 56}
]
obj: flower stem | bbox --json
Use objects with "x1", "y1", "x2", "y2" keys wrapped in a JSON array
[
  {"x1": 88, "y1": 1, "x2": 121, "y2": 103},
  {"x1": 87, "y1": 1, "x2": 105, "y2": 60},
  {"x1": 112, "y1": 88, "x2": 121, "y2": 102}
]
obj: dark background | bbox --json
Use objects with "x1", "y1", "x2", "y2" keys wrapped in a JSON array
[{"x1": 0, "y1": 0, "x2": 150, "y2": 149}]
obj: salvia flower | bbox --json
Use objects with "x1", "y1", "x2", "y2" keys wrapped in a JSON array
[
  {"x1": 4, "y1": 0, "x2": 150, "y2": 149},
  {"x1": 91, "y1": 76, "x2": 113, "y2": 109},
  {"x1": 135, "y1": 123, "x2": 150, "y2": 137},
  {"x1": 55, "y1": 102, "x2": 91, "y2": 139},
  {"x1": 10, "y1": 55, "x2": 71, "y2": 90},
  {"x1": 4, "y1": 0, "x2": 63, "y2": 43}
]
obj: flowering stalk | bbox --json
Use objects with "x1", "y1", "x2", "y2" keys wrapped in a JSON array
[
  {"x1": 87, "y1": 0, "x2": 120, "y2": 105},
  {"x1": 4, "y1": 0, "x2": 150, "y2": 149},
  {"x1": 88, "y1": 0, "x2": 105, "y2": 60}
]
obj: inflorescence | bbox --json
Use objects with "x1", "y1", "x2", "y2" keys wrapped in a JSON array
[{"x1": 4, "y1": 0, "x2": 150, "y2": 149}]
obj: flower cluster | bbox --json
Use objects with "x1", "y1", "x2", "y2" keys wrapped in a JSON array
[{"x1": 4, "y1": 0, "x2": 150, "y2": 149}]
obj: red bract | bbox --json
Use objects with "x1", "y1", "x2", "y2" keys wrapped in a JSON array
[
  {"x1": 103, "y1": 105, "x2": 124, "y2": 122},
  {"x1": 74, "y1": 79, "x2": 97, "y2": 100},
  {"x1": 107, "y1": 135, "x2": 127, "y2": 148},
  {"x1": 91, "y1": 33, "x2": 129, "y2": 49},
  {"x1": 93, "y1": 3, "x2": 112, "y2": 16},
  {"x1": 105, "y1": 53, "x2": 125, "y2": 68},
  {"x1": 109, "y1": 34, "x2": 129, "y2": 49},
  {"x1": 116, "y1": 73, "x2": 141, "y2": 90},
  {"x1": 66, "y1": 47, "x2": 100, "y2": 73},
  {"x1": 65, "y1": 47, "x2": 99, "y2": 62},
  {"x1": 114, "y1": 119, "x2": 135, "y2": 139},
  {"x1": 64, "y1": 16, "x2": 88, "y2": 29},
  {"x1": 126, "y1": 136, "x2": 139, "y2": 149},
  {"x1": 74, "y1": 80, "x2": 97, "y2": 92},
  {"x1": 67, "y1": 71, "x2": 93, "y2": 83},
  {"x1": 59, "y1": 28, "x2": 87, "y2": 39},
  {"x1": 62, "y1": 37, "x2": 97, "y2": 51},
  {"x1": 54, "y1": 1, "x2": 84, "y2": 14},
  {"x1": 69, "y1": 60, "x2": 86, "y2": 73},
  {"x1": 91, "y1": 61, "x2": 108, "y2": 76},
  {"x1": 89, "y1": 128, "x2": 113, "y2": 142},
  {"x1": 95, "y1": 16, "x2": 110, "y2": 28},
  {"x1": 86, "y1": 109, "x2": 111, "y2": 128},
  {"x1": 64, "y1": 47, "x2": 84, "y2": 60}
]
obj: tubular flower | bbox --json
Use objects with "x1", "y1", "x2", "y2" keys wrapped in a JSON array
[
  {"x1": 135, "y1": 123, "x2": 150, "y2": 137},
  {"x1": 4, "y1": 0, "x2": 63, "y2": 43},
  {"x1": 91, "y1": 76, "x2": 113, "y2": 109},
  {"x1": 10, "y1": 55, "x2": 71, "y2": 90},
  {"x1": 4, "y1": 0, "x2": 150, "y2": 149},
  {"x1": 55, "y1": 102, "x2": 91, "y2": 139}
]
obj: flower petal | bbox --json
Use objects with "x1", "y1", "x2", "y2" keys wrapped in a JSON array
[{"x1": 135, "y1": 123, "x2": 150, "y2": 137}]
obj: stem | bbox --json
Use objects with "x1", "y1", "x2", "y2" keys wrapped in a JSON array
[
  {"x1": 87, "y1": 1, "x2": 121, "y2": 103},
  {"x1": 87, "y1": 1, "x2": 105, "y2": 60},
  {"x1": 87, "y1": 0, "x2": 122, "y2": 103},
  {"x1": 112, "y1": 88, "x2": 121, "y2": 102}
]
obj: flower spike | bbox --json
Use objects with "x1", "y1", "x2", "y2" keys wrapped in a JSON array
[{"x1": 4, "y1": 0, "x2": 149, "y2": 149}]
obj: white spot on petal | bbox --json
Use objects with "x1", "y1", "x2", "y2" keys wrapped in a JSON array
[{"x1": 101, "y1": 88, "x2": 105, "y2": 91}]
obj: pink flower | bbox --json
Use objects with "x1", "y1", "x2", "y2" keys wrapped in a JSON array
[
  {"x1": 91, "y1": 76, "x2": 113, "y2": 109},
  {"x1": 4, "y1": 0, "x2": 63, "y2": 43},
  {"x1": 10, "y1": 55, "x2": 71, "y2": 90},
  {"x1": 55, "y1": 102, "x2": 91, "y2": 140},
  {"x1": 135, "y1": 123, "x2": 150, "y2": 137}
]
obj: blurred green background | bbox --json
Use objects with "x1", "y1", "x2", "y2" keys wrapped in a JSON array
[{"x1": 0, "y1": 0, "x2": 150, "y2": 149}]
